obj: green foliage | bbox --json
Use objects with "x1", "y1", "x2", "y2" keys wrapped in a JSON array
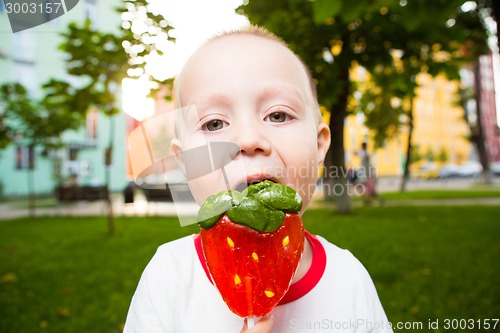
[
  {"x1": 239, "y1": 0, "x2": 397, "y2": 109},
  {"x1": 239, "y1": 0, "x2": 409, "y2": 207},
  {"x1": 0, "y1": 83, "x2": 85, "y2": 152},
  {"x1": 358, "y1": 61, "x2": 415, "y2": 148},
  {"x1": 355, "y1": 2, "x2": 488, "y2": 147},
  {"x1": 58, "y1": 20, "x2": 128, "y2": 117},
  {"x1": 0, "y1": 83, "x2": 34, "y2": 149},
  {"x1": 121, "y1": 0, "x2": 175, "y2": 88},
  {"x1": 53, "y1": 1, "x2": 177, "y2": 116},
  {"x1": 425, "y1": 147, "x2": 435, "y2": 162},
  {"x1": 437, "y1": 147, "x2": 449, "y2": 162},
  {"x1": 410, "y1": 144, "x2": 423, "y2": 163},
  {"x1": 0, "y1": 112, "x2": 10, "y2": 149},
  {"x1": 240, "y1": 0, "x2": 489, "y2": 149}
]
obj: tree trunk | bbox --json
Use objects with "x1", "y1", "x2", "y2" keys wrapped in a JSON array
[
  {"x1": 105, "y1": 115, "x2": 115, "y2": 236},
  {"x1": 400, "y1": 97, "x2": 414, "y2": 192},
  {"x1": 323, "y1": 67, "x2": 352, "y2": 213},
  {"x1": 473, "y1": 61, "x2": 492, "y2": 183},
  {"x1": 27, "y1": 167, "x2": 36, "y2": 218}
]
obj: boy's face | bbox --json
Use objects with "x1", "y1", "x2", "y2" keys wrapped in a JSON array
[{"x1": 172, "y1": 35, "x2": 330, "y2": 211}]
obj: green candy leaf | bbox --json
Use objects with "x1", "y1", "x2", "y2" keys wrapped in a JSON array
[
  {"x1": 198, "y1": 181, "x2": 302, "y2": 232},
  {"x1": 198, "y1": 191, "x2": 243, "y2": 230},
  {"x1": 227, "y1": 197, "x2": 285, "y2": 232},
  {"x1": 256, "y1": 183, "x2": 302, "y2": 212}
]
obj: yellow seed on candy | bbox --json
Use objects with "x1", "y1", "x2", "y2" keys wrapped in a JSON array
[
  {"x1": 264, "y1": 290, "x2": 275, "y2": 298},
  {"x1": 227, "y1": 237, "x2": 234, "y2": 248},
  {"x1": 234, "y1": 274, "x2": 241, "y2": 285},
  {"x1": 252, "y1": 252, "x2": 258, "y2": 261},
  {"x1": 282, "y1": 236, "x2": 290, "y2": 247}
]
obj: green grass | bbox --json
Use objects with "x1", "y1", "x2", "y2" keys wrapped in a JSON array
[
  {"x1": 0, "y1": 216, "x2": 199, "y2": 333},
  {"x1": 380, "y1": 188, "x2": 500, "y2": 201},
  {"x1": 1, "y1": 206, "x2": 499, "y2": 332},
  {"x1": 303, "y1": 206, "x2": 500, "y2": 331}
]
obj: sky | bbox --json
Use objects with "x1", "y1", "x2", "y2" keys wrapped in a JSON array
[
  {"x1": 148, "y1": 0, "x2": 248, "y2": 79},
  {"x1": 122, "y1": 0, "x2": 248, "y2": 120}
]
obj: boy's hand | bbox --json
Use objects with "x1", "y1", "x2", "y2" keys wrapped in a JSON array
[{"x1": 240, "y1": 315, "x2": 273, "y2": 333}]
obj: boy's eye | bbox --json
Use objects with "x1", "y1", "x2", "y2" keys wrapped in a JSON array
[
  {"x1": 203, "y1": 119, "x2": 227, "y2": 131},
  {"x1": 266, "y1": 112, "x2": 289, "y2": 123}
]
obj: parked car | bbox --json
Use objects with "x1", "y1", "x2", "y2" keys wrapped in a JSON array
[
  {"x1": 438, "y1": 163, "x2": 460, "y2": 178},
  {"x1": 456, "y1": 161, "x2": 482, "y2": 177},
  {"x1": 491, "y1": 162, "x2": 500, "y2": 176},
  {"x1": 412, "y1": 162, "x2": 440, "y2": 179}
]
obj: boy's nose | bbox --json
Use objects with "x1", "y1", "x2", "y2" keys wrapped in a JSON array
[{"x1": 234, "y1": 123, "x2": 272, "y2": 157}]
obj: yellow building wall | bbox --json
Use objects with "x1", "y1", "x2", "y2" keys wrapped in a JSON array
[{"x1": 339, "y1": 72, "x2": 471, "y2": 176}]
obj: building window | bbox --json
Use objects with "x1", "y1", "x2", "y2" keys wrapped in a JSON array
[
  {"x1": 16, "y1": 145, "x2": 35, "y2": 170},
  {"x1": 12, "y1": 32, "x2": 36, "y2": 63},
  {"x1": 86, "y1": 109, "x2": 98, "y2": 139},
  {"x1": 12, "y1": 62, "x2": 37, "y2": 94},
  {"x1": 69, "y1": 147, "x2": 79, "y2": 161}
]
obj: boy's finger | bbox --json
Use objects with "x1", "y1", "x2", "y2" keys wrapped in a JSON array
[
  {"x1": 241, "y1": 317, "x2": 248, "y2": 333},
  {"x1": 240, "y1": 315, "x2": 273, "y2": 333}
]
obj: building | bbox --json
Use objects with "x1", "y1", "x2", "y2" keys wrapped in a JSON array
[
  {"x1": 345, "y1": 70, "x2": 472, "y2": 177},
  {"x1": 0, "y1": 0, "x2": 128, "y2": 196}
]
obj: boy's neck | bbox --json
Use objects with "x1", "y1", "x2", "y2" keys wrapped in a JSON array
[{"x1": 292, "y1": 236, "x2": 312, "y2": 284}]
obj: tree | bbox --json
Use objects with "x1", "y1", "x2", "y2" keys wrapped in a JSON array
[
  {"x1": 240, "y1": 0, "x2": 490, "y2": 205},
  {"x1": 437, "y1": 148, "x2": 449, "y2": 162},
  {"x1": 121, "y1": 0, "x2": 176, "y2": 89},
  {"x1": 242, "y1": 1, "x2": 449, "y2": 209},
  {"x1": 54, "y1": 20, "x2": 128, "y2": 235},
  {"x1": 52, "y1": 0, "x2": 175, "y2": 235},
  {"x1": 0, "y1": 83, "x2": 87, "y2": 216},
  {"x1": 467, "y1": 1, "x2": 498, "y2": 183},
  {"x1": 356, "y1": 2, "x2": 489, "y2": 190},
  {"x1": 239, "y1": 0, "x2": 400, "y2": 212}
]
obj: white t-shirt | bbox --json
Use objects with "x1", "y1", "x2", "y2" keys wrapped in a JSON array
[{"x1": 124, "y1": 232, "x2": 393, "y2": 333}]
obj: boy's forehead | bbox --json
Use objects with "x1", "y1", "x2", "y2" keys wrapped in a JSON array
[
  {"x1": 198, "y1": 34, "x2": 294, "y2": 59},
  {"x1": 176, "y1": 34, "x2": 313, "y2": 103},
  {"x1": 182, "y1": 34, "x2": 301, "y2": 72}
]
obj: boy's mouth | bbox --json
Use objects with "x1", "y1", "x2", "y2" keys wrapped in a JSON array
[{"x1": 235, "y1": 176, "x2": 278, "y2": 192}]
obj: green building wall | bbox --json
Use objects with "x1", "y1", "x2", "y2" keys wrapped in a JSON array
[{"x1": 0, "y1": 0, "x2": 129, "y2": 196}]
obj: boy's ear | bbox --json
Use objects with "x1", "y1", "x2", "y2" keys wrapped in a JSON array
[
  {"x1": 170, "y1": 138, "x2": 185, "y2": 174},
  {"x1": 316, "y1": 123, "x2": 331, "y2": 167}
]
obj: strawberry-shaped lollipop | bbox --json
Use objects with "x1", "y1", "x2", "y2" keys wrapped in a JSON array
[{"x1": 198, "y1": 180, "x2": 304, "y2": 317}]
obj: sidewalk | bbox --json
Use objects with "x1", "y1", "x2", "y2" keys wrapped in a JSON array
[
  {"x1": 0, "y1": 191, "x2": 199, "y2": 220},
  {"x1": 1, "y1": 189, "x2": 500, "y2": 220}
]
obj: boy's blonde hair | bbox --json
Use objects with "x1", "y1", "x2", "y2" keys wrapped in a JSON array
[{"x1": 173, "y1": 25, "x2": 321, "y2": 129}]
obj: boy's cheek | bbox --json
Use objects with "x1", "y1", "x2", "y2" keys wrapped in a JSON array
[
  {"x1": 187, "y1": 177, "x2": 217, "y2": 206},
  {"x1": 180, "y1": 133, "x2": 208, "y2": 150},
  {"x1": 186, "y1": 166, "x2": 244, "y2": 204}
]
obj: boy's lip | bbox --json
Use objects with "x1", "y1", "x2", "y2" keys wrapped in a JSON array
[{"x1": 234, "y1": 174, "x2": 279, "y2": 192}]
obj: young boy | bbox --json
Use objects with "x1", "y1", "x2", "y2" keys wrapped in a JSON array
[{"x1": 124, "y1": 26, "x2": 393, "y2": 333}]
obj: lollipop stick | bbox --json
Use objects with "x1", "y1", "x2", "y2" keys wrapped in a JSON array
[{"x1": 247, "y1": 316, "x2": 256, "y2": 329}]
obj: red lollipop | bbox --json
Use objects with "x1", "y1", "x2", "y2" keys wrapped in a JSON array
[
  {"x1": 198, "y1": 180, "x2": 304, "y2": 317},
  {"x1": 200, "y1": 213, "x2": 304, "y2": 317}
]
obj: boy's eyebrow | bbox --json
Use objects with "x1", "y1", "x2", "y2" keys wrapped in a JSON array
[
  {"x1": 188, "y1": 94, "x2": 232, "y2": 109},
  {"x1": 257, "y1": 86, "x2": 306, "y2": 106},
  {"x1": 188, "y1": 85, "x2": 307, "y2": 110}
]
